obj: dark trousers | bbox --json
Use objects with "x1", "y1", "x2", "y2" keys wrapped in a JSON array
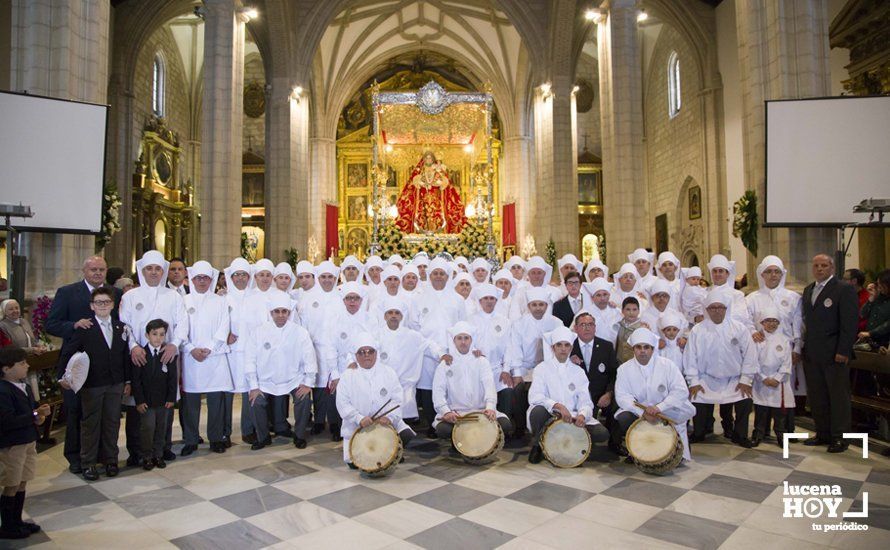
[
  {"x1": 222, "y1": 392, "x2": 234, "y2": 439},
  {"x1": 139, "y1": 407, "x2": 169, "y2": 459},
  {"x1": 273, "y1": 394, "x2": 292, "y2": 434},
  {"x1": 496, "y1": 388, "x2": 514, "y2": 417},
  {"x1": 239, "y1": 392, "x2": 255, "y2": 437},
  {"x1": 435, "y1": 416, "x2": 513, "y2": 440},
  {"x1": 803, "y1": 358, "x2": 851, "y2": 440},
  {"x1": 612, "y1": 411, "x2": 639, "y2": 448},
  {"x1": 252, "y1": 391, "x2": 311, "y2": 441},
  {"x1": 417, "y1": 389, "x2": 435, "y2": 428},
  {"x1": 513, "y1": 382, "x2": 531, "y2": 433},
  {"x1": 61, "y1": 389, "x2": 83, "y2": 467},
  {"x1": 753, "y1": 404, "x2": 793, "y2": 441},
  {"x1": 124, "y1": 404, "x2": 141, "y2": 458},
  {"x1": 312, "y1": 387, "x2": 340, "y2": 431},
  {"x1": 181, "y1": 391, "x2": 226, "y2": 445},
  {"x1": 528, "y1": 405, "x2": 610, "y2": 445},
  {"x1": 79, "y1": 383, "x2": 124, "y2": 466},
  {"x1": 693, "y1": 399, "x2": 752, "y2": 440}
]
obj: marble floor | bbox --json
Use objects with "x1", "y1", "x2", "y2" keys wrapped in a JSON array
[{"x1": 10, "y1": 400, "x2": 890, "y2": 550}]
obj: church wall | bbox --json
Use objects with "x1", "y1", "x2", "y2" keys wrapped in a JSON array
[
  {"x1": 132, "y1": 26, "x2": 192, "y2": 178},
  {"x1": 575, "y1": 48, "x2": 601, "y2": 157},
  {"x1": 644, "y1": 25, "x2": 706, "y2": 263},
  {"x1": 243, "y1": 52, "x2": 264, "y2": 154}
]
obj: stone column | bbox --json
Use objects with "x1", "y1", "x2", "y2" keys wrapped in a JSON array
[
  {"x1": 264, "y1": 76, "x2": 310, "y2": 262},
  {"x1": 502, "y1": 134, "x2": 535, "y2": 249},
  {"x1": 597, "y1": 0, "x2": 646, "y2": 268},
  {"x1": 199, "y1": 0, "x2": 245, "y2": 267},
  {"x1": 309, "y1": 135, "x2": 336, "y2": 258},
  {"x1": 736, "y1": 0, "x2": 834, "y2": 284},
  {"x1": 104, "y1": 70, "x2": 136, "y2": 271},
  {"x1": 9, "y1": 0, "x2": 110, "y2": 295}
]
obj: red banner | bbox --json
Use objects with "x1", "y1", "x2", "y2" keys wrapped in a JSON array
[
  {"x1": 502, "y1": 202, "x2": 516, "y2": 246},
  {"x1": 325, "y1": 204, "x2": 339, "y2": 257}
]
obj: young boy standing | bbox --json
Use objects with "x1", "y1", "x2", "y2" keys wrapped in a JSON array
[
  {"x1": 0, "y1": 347, "x2": 51, "y2": 539},
  {"x1": 751, "y1": 307, "x2": 795, "y2": 447},
  {"x1": 132, "y1": 319, "x2": 178, "y2": 469}
]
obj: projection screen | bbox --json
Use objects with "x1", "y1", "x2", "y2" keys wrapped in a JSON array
[
  {"x1": 0, "y1": 91, "x2": 108, "y2": 233},
  {"x1": 765, "y1": 95, "x2": 890, "y2": 226}
]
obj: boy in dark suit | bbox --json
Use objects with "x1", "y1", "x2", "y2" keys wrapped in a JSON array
[
  {"x1": 58, "y1": 287, "x2": 132, "y2": 481},
  {"x1": 0, "y1": 347, "x2": 51, "y2": 540},
  {"x1": 552, "y1": 271, "x2": 585, "y2": 328},
  {"x1": 132, "y1": 319, "x2": 177, "y2": 470}
]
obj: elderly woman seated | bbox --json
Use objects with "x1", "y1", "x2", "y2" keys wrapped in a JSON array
[{"x1": 0, "y1": 299, "x2": 46, "y2": 355}]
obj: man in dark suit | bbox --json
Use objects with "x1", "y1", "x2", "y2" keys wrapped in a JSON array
[
  {"x1": 553, "y1": 271, "x2": 585, "y2": 327},
  {"x1": 801, "y1": 254, "x2": 858, "y2": 453},
  {"x1": 166, "y1": 258, "x2": 190, "y2": 296},
  {"x1": 45, "y1": 255, "x2": 121, "y2": 473},
  {"x1": 58, "y1": 287, "x2": 132, "y2": 480},
  {"x1": 569, "y1": 311, "x2": 619, "y2": 449}
]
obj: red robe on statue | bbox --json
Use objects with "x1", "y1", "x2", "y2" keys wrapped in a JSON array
[{"x1": 395, "y1": 154, "x2": 466, "y2": 233}]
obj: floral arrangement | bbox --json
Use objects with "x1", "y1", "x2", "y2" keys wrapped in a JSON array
[
  {"x1": 284, "y1": 247, "x2": 299, "y2": 270},
  {"x1": 30, "y1": 295, "x2": 53, "y2": 347},
  {"x1": 732, "y1": 190, "x2": 758, "y2": 257},
  {"x1": 374, "y1": 221, "x2": 489, "y2": 259},
  {"x1": 95, "y1": 181, "x2": 123, "y2": 250},
  {"x1": 545, "y1": 238, "x2": 557, "y2": 270},
  {"x1": 457, "y1": 222, "x2": 488, "y2": 258}
]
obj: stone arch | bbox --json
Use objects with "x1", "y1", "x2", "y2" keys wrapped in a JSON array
[{"x1": 674, "y1": 175, "x2": 705, "y2": 268}]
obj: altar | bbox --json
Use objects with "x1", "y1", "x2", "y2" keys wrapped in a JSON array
[{"x1": 335, "y1": 74, "x2": 501, "y2": 260}]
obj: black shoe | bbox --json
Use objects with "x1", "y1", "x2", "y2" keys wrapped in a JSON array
[
  {"x1": 198, "y1": 436, "x2": 205, "y2": 444},
  {"x1": 180, "y1": 444, "x2": 198, "y2": 457},
  {"x1": 311, "y1": 424, "x2": 324, "y2": 435},
  {"x1": 163, "y1": 450, "x2": 177, "y2": 461},
  {"x1": 827, "y1": 440, "x2": 849, "y2": 453},
  {"x1": 125, "y1": 456, "x2": 140, "y2": 468},
  {"x1": 275, "y1": 429, "x2": 296, "y2": 439},
  {"x1": 689, "y1": 434, "x2": 705, "y2": 444},
  {"x1": 251, "y1": 438, "x2": 272, "y2": 451},
  {"x1": 19, "y1": 521, "x2": 40, "y2": 535},
  {"x1": 750, "y1": 438, "x2": 762, "y2": 448},
  {"x1": 803, "y1": 436, "x2": 830, "y2": 446},
  {"x1": 426, "y1": 427, "x2": 438, "y2": 439},
  {"x1": 242, "y1": 433, "x2": 258, "y2": 445},
  {"x1": 399, "y1": 456, "x2": 405, "y2": 464},
  {"x1": 154, "y1": 458, "x2": 167, "y2": 469},
  {"x1": 141, "y1": 458, "x2": 155, "y2": 471},
  {"x1": 210, "y1": 442, "x2": 226, "y2": 453},
  {"x1": 13, "y1": 492, "x2": 39, "y2": 534},
  {"x1": 83, "y1": 466, "x2": 100, "y2": 481},
  {"x1": 68, "y1": 463, "x2": 83, "y2": 474},
  {"x1": 528, "y1": 445, "x2": 544, "y2": 464},
  {"x1": 732, "y1": 437, "x2": 755, "y2": 449},
  {"x1": 347, "y1": 462, "x2": 358, "y2": 470},
  {"x1": 105, "y1": 462, "x2": 119, "y2": 477},
  {"x1": 331, "y1": 433, "x2": 343, "y2": 442},
  {"x1": 293, "y1": 438, "x2": 307, "y2": 449},
  {"x1": 223, "y1": 436, "x2": 232, "y2": 448}
]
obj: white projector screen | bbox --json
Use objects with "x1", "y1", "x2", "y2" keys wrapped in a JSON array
[
  {"x1": 0, "y1": 91, "x2": 108, "y2": 233},
  {"x1": 765, "y1": 95, "x2": 890, "y2": 226}
]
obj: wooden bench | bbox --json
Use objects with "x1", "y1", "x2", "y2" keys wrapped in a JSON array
[
  {"x1": 850, "y1": 351, "x2": 890, "y2": 445},
  {"x1": 26, "y1": 349, "x2": 63, "y2": 444}
]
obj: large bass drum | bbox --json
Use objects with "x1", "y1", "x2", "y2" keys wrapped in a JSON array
[
  {"x1": 349, "y1": 423, "x2": 403, "y2": 477},
  {"x1": 540, "y1": 419, "x2": 592, "y2": 468},
  {"x1": 451, "y1": 412, "x2": 504, "y2": 464},
  {"x1": 625, "y1": 417, "x2": 683, "y2": 476}
]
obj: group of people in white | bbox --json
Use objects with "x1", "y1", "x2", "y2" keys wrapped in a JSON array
[{"x1": 106, "y1": 246, "x2": 805, "y2": 472}]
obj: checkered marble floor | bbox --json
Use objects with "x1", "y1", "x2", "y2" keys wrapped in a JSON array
[{"x1": 12, "y1": 402, "x2": 890, "y2": 550}]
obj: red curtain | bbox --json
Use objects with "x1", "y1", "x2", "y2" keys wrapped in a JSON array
[
  {"x1": 502, "y1": 202, "x2": 516, "y2": 246},
  {"x1": 325, "y1": 204, "x2": 339, "y2": 257}
]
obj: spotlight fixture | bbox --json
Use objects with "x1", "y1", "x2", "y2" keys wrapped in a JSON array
[{"x1": 637, "y1": 10, "x2": 648, "y2": 22}]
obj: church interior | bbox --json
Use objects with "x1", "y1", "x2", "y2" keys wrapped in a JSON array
[{"x1": 0, "y1": 0, "x2": 889, "y2": 549}]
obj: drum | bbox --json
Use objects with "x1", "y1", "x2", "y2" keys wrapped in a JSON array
[
  {"x1": 451, "y1": 412, "x2": 504, "y2": 464},
  {"x1": 540, "y1": 419, "x2": 592, "y2": 468},
  {"x1": 625, "y1": 417, "x2": 683, "y2": 476},
  {"x1": 349, "y1": 423, "x2": 403, "y2": 477}
]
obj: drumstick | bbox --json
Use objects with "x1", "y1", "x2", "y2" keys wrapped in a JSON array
[
  {"x1": 455, "y1": 413, "x2": 481, "y2": 423},
  {"x1": 373, "y1": 404, "x2": 400, "y2": 421},
  {"x1": 370, "y1": 398, "x2": 393, "y2": 420},
  {"x1": 633, "y1": 401, "x2": 676, "y2": 425}
]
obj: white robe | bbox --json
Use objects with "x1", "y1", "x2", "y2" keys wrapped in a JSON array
[
  {"x1": 681, "y1": 285, "x2": 707, "y2": 325},
  {"x1": 640, "y1": 306, "x2": 668, "y2": 333},
  {"x1": 373, "y1": 324, "x2": 442, "y2": 418},
  {"x1": 746, "y1": 287, "x2": 805, "y2": 396},
  {"x1": 244, "y1": 320, "x2": 317, "y2": 395},
  {"x1": 659, "y1": 337, "x2": 684, "y2": 367},
  {"x1": 527, "y1": 357, "x2": 599, "y2": 430},
  {"x1": 323, "y1": 307, "x2": 376, "y2": 385},
  {"x1": 580, "y1": 304, "x2": 622, "y2": 344},
  {"x1": 752, "y1": 332, "x2": 795, "y2": 408},
  {"x1": 614, "y1": 356, "x2": 695, "y2": 460},
  {"x1": 225, "y1": 287, "x2": 252, "y2": 392},
  {"x1": 409, "y1": 288, "x2": 466, "y2": 389},
  {"x1": 336, "y1": 363, "x2": 409, "y2": 462},
  {"x1": 468, "y1": 311, "x2": 512, "y2": 392},
  {"x1": 712, "y1": 283, "x2": 754, "y2": 331},
  {"x1": 432, "y1": 352, "x2": 501, "y2": 426},
  {"x1": 181, "y1": 291, "x2": 233, "y2": 393},
  {"x1": 298, "y1": 286, "x2": 343, "y2": 387},
  {"x1": 504, "y1": 313, "x2": 562, "y2": 380},
  {"x1": 508, "y1": 284, "x2": 562, "y2": 320},
  {"x1": 683, "y1": 318, "x2": 758, "y2": 404}
]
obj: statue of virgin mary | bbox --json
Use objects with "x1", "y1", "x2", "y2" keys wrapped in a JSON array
[{"x1": 395, "y1": 151, "x2": 467, "y2": 234}]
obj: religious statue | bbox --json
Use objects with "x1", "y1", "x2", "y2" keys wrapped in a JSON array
[{"x1": 395, "y1": 151, "x2": 466, "y2": 233}]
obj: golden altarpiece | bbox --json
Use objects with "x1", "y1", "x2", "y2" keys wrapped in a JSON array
[
  {"x1": 131, "y1": 116, "x2": 198, "y2": 262},
  {"x1": 336, "y1": 72, "x2": 501, "y2": 259}
]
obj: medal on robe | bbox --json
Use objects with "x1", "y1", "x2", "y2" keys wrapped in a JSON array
[
  {"x1": 446, "y1": 370, "x2": 454, "y2": 378},
  {"x1": 422, "y1": 307, "x2": 429, "y2": 314},
  {"x1": 340, "y1": 332, "x2": 347, "y2": 339},
  {"x1": 781, "y1": 300, "x2": 789, "y2": 307},
  {"x1": 135, "y1": 303, "x2": 143, "y2": 311},
  {"x1": 568, "y1": 383, "x2": 576, "y2": 391},
  {"x1": 731, "y1": 338, "x2": 738, "y2": 345},
  {"x1": 313, "y1": 302, "x2": 319, "y2": 308},
  {"x1": 264, "y1": 342, "x2": 271, "y2": 349},
  {"x1": 823, "y1": 298, "x2": 832, "y2": 308},
  {"x1": 380, "y1": 388, "x2": 387, "y2": 396},
  {"x1": 495, "y1": 325, "x2": 502, "y2": 332},
  {"x1": 776, "y1": 345, "x2": 783, "y2": 352},
  {"x1": 598, "y1": 363, "x2": 606, "y2": 373},
  {"x1": 188, "y1": 307, "x2": 195, "y2": 314},
  {"x1": 657, "y1": 384, "x2": 666, "y2": 393},
  {"x1": 381, "y1": 352, "x2": 388, "y2": 360}
]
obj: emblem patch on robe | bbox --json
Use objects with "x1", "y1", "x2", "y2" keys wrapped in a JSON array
[
  {"x1": 264, "y1": 342, "x2": 271, "y2": 349},
  {"x1": 422, "y1": 307, "x2": 429, "y2": 314},
  {"x1": 495, "y1": 325, "x2": 502, "y2": 332},
  {"x1": 568, "y1": 383, "x2": 576, "y2": 391},
  {"x1": 188, "y1": 307, "x2": 195, "y2": 314},
  {"x1": 380, "y1": 388, "x2": 387, "y2": 396},
  {"x1": 135, "y1": 303, "x2": 144, "y2": 310},
  {"x1": 313, "y1": 302, "x2": 319, "y2": 308},
  {"x1": 381, "y1": 352, "x2": 388, "y2": 360},
  {"x1": 340, "y1": 332, "x2": 347, "y2": 339},
  {"x1": 776, "y1": 345, "x2": 783, "y2": 352},
  {"x1": 598, "y1": 363, "x2": 606, "y2": 373},
  {"x1": 446, "y1": 370, "x2": 454, "y2": 378},
  {"x1": 658, "y1": 384, "x2": 666, "y2": 393},
  {"x1": 731, "y1": 338, "x2": 738, "y2": 345},
  {"x1": 781, "y1": 300, "x2": 789, "y2": 307},
  {"x1": 823, "y1": 298, "x2": 833, "y2": 308}
]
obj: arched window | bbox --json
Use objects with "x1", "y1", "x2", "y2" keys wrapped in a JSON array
[
  {"x1": 152, "y1": 53, "x2": 166, "y2": 117},
  {"x1": 667, "y1": 51, "x2": 681, "y2": 118}
]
